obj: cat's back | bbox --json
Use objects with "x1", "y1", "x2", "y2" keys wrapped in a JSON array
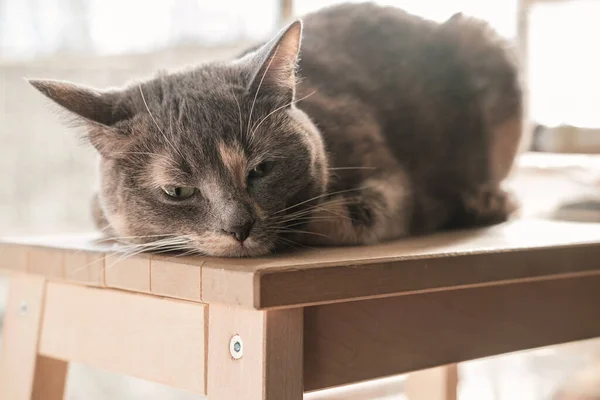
[
  {"x1": 299, "y1": 2, "x2": 435, "y2": 97},
  {"x1": 299, "y1": 3, "x2": 518, "y2": 110}
]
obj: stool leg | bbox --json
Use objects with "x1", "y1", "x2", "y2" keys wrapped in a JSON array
[
  {"x1": 207, "y1": 305, "x2": 303, "y2": 400},
  {"x1": 32, "y1": 355, "x2": 68, "y2": 400},
  {"x1": 0, "y1": 274, "x2": 67, "y2": 400},
  {"x1": 405, "y1": 364, "x2": 459, "y2": 400}
]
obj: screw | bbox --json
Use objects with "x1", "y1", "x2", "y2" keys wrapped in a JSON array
[
  {"x1": 230, "y1": 335, "x2": 243, "y2": 360},
  {"x1": 19, "y1": 301, "x2": 28, "y2": 316}
]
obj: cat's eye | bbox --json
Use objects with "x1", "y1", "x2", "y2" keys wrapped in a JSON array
[
  {"x1": 248, "y1": 161, "x2": 275, "y2": 181},
  {"x1": 161, "y1": 186, "x2": 196, "y2": 200}
]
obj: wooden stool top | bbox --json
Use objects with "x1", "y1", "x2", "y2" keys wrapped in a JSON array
[
  {"x1": 3, "y1": 153, "x2": 600, "y2": 309},
  {"x1": 2, "y1": 218, "x2": 600, "y2": 309}
]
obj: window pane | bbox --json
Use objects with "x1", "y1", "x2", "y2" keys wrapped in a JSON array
[
  {"x1": 529, "y1": 1, "x2": 600, "y2": 128},
  {"x1": 0, "y1": 0, "x2": 278, "y2": 61}
]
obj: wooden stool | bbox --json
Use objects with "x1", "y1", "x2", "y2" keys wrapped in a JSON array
[{"x1": 2, "y1": 218, "x2": 600, "y2": 399}]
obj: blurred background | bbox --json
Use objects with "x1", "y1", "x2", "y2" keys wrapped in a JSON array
[
  {"x1": 2, "y1": 0, "x2": 600, "y2": 235},
  {"x1": 1, "y1": 0, "x2": 600, "y2": 399}
]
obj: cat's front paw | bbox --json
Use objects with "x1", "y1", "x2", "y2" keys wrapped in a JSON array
[{"x1": 461, "y1": 186, "x2": 519, "y2": 226}]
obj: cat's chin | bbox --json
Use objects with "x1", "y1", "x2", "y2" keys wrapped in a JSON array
[{"x1": 191, "y1": 237, "x2": 273, "y2": 258}]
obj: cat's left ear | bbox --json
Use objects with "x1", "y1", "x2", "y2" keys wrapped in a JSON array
[
  {"x1": 245, "y1": 20, "x2": 303, "y2": 99},
  {"x1": 28, "y1": 79, "x2": 131, "y2": 127},
  {"x1": 28, "y1": 79, "x2": 134, "y2": 157}
]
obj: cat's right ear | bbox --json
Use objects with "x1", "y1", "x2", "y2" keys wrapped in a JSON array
[
  {"x1": 28, "y1": 79, "x2": 133, "y2": 157},
  {"x1": 243, "y1": 20, "x2": 303, "y2": 102}
]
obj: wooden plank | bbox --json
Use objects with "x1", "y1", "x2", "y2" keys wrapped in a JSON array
[
  {"x1": 404, "y1": 365, "x2": 458, "y2": 400},
  {"x1": 207, "y1": 305, "x2": 303, "y2": 399},
  {"x1": 4, "y1": 219, "x2": 600, "y2": 309},
  {"x1": 256, "y1": 241, "x2": 600, "y2": 308},
  {"x1": 151, "y1": 257, "x2": 201, "y2": 301},
  {"x1": 265, "y1": 308, "x2": 304, "y2": 399},
  {"x1": 304, "y1": 274, "x2": 600, "y2": 391},
  {"x1": 39, "y1": 282, "x2": 207, "y2": 394},
  {"x1": 0, "y1": 243, "x2": 28, "y2": 272},
  {"x1": 104, "y1": 253, "x2": 151, "y2": 292},
  {"x1": 28, "y1": 248, "x2": 64, "y2": 278},
  {"x1": 201, "y1": 219, "x2": 600, "y2": 309},
  {"x1": 208, "y1": 305, "x2": 266, "y2": 399},
  {"x1": 64, "y1": 250, "x2": 105, "y2": 286},
  {"x1": 201, "y1": 266, "x2": 256, "y2": 306},
  {"x1": 0, "y1": 274, "x2": 46, "y2": 400},
  {"x1": 31, "y1": 356, "x2": 68, "y2": 400}
]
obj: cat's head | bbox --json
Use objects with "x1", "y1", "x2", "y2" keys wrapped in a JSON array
[{"x1": 30, "y1": 21, "x2": 329, "y2": 257}]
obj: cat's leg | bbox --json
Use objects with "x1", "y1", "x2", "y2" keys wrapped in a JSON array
[
  {"x1": 454, "y1": 185, "x2": 519, "y2": 227},
  {"x1": 292, "y1": 173, "x2": 411, "y2": 246}
]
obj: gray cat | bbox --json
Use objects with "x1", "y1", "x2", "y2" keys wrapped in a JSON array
[{"x1": 30, "y1": 3, "x2": 523, "y2": 257}]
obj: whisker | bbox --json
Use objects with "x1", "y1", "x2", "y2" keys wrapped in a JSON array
[
  {"x1": 274, "y1": 208, "x2": 351, "y2": 227},
  {"x1": 109, "y1": 241, "x2": 185, "y2": 251},
  {"x1": 116, "y1": 240, "x2": 191, "y2": 251},
  {"x1": 280, "y1": 215, "x2": 346, "y2": 223},
  {"x1": 260, "y1": 238, "x2": 277, "y2": 254},
  {"x1": 246, "y1": 44, "x2": 280, "y2": 141},
  {"x1": 271, "y1": 186, "x2": 367, "y2": 216},
  {"x1": 105, "y1": 241, "x2": 194, "y2": 270},
  {"x1": 327, "y1": 166, "x2": 377, "y2": 171},
  {"x1": 94, "y1": 234, "x2": 176, "y2": 244},
  {"x1": 276, "y1": 217, "x2": 345, "y2": 229},
  {"x1": 276, "y1": 236, "x2": 314, "y2": 250},
  {"x1": 108, "y1": 236, "x2": 192, "y2": 255},
  {"x1": 276, "y1": 196, "x2": 357, "y2": 217},
  {"x1": 231, "y1": 88, "x2": 244, "y2": 139},
  {"x1": 272, "y1": 196, "x2": 361, "y2": 223},
  {"x1": 105, "y1": 249, "x2": 148, "y2": 270},
  {"x1": 311, "y1": 205, "x2": 354, "y2": 220},
  {"x1": 157, "y1": 248, "x2": 202, "y2": 263},
  {"x1": 275, "y1": 207, "x2": 352, "y2": 225},
  {"x1": 65, "y1": 253, "x2": 108, "y2": 277},
  {"x1": 69, "y1": 235, "x2": 194, "y2": 277},
  {"x1": 275, "y1": 228, "x2": 333, "y2": 240},
  {"x1": 97, "y1": 224, "x2": 114, "y2": 234},
  {"x1": 249, "y1": 90, "x2": 317, "y2": 137},
  {"x1": 138, "y1": 85, "x2": 185, "y2": 160}
]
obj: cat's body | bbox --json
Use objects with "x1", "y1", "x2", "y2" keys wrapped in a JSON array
[
  {"x1": 293, "y1": 4, "x2": 522, "y2": 241},
  {"x1": 32, "y1": 3, "x2": 522, "y2": 257}
]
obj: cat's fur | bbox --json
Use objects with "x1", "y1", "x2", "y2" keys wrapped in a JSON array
[{"x1": 30, "y1": 3, "x2": 523, "y2": 257}]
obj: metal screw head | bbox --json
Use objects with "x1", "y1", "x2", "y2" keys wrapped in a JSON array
[
  {"x1": 229, "y1": 335, "x2": 243, "y2": 360},
  {"x1": 19, "y1": 301, "x2": 28, "y2": 316}
]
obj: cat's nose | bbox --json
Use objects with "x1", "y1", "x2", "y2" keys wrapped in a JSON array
[{"x1": 223, "y1": 220, "x2": 254, "y2": 243}]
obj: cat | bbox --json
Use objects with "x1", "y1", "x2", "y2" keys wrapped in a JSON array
[{"x1": 30, "y1": 2, "x2": 523, "y2": 257}]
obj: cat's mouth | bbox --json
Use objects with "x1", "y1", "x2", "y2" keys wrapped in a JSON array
[{"x1": 188, "y1": 234, "x2": 273, "y2": 258}]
